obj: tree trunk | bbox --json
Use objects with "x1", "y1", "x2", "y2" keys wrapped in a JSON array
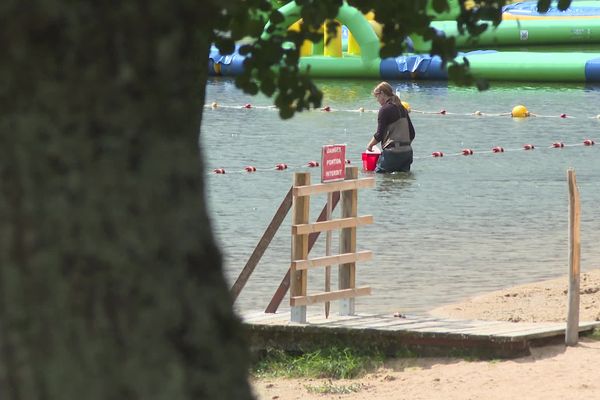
[{"x1": 0, "y1": 2, "x2": 252, "y2": 399}]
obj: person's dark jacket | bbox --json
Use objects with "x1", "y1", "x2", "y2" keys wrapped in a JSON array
[{"x1": 374, "y1": 99, "x2": 415, "y2": 144}]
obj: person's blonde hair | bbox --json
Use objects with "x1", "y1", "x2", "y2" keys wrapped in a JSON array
[{"x1": 372, "y1": 81, "x2": 402, "y2": 106}]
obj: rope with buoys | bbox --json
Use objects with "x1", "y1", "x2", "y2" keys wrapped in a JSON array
[
  {"x1": 419, "y1": 139, "x2": 594, "y2": 160},
  {"x1": 211, "y1": 159, "x2": 350, "y2": 175},
  {"x1": 209, "y1": 139, "x2": 596, "y2": 175},
  {"x1": 205, "y1": 101, "x2": 600, "y2": 119}
]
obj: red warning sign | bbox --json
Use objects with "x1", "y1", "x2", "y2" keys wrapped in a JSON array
[{"x1": 321, "y1": 144, "x2": 346, "y2": 183}]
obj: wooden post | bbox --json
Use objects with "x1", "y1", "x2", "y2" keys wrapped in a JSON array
[
  {"x1": 566, "y1": 169, "x2": 581, "y2": 346},
  {"x1": 325, "y1": 192, "x2": 333, "y2": 318},
  {"x1": 291, "y1": 172, "x2": 310, "y2": 323},
  {"x1": 339, "y1": 166, "x2": 358, "y2": 315}
]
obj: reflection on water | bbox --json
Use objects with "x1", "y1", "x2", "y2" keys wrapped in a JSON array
[
  {"x1": 202, "y1": 77, "x2": 600, "y2": 315},
  {"x1": 376, "y1": 171, "x2": 416, "y2": 193}
]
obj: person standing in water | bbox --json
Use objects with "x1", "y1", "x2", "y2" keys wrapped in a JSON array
[{"x1": 367, "y1": 82, "x2": 415, "y2": 173}]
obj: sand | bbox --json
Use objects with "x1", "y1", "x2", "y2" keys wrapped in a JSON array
[
  {"x1": 429, "y1": 269, "x2": 600, "y2": 323},
  {"x1": 251, "y1": 269, "x2": 600, "y2": 399}
]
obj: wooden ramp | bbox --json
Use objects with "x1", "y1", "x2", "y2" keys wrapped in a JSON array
[{"x1": 242, "y1": 311, "x2": 600, "y2": 359}]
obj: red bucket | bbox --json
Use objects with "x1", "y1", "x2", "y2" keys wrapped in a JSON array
[{"x1": 362, "y1": 152, "x2": 380, "y2": 171}]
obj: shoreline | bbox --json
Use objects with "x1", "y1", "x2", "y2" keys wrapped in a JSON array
[
  {"x1": 429, "y1": 268, "x2": 600, "y2": 323},
  {"x1": 252, "y1": 269, "x2": 600, "y2": 399}
]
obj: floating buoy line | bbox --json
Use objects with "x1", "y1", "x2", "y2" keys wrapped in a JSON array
[
  {"x1": 205, "y1": 102, "x2": 600, "y2": 119},
  {"x1": 205, "y1": 101, "x2": 598, "y2": 175},
  {"x1": 209, "y1": 139, "x2": 596, "y2": 175}
]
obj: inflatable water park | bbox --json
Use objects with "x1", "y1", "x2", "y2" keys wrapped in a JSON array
[{"x1": 208, "y1": 0, "x2": 600, "y2": 82}]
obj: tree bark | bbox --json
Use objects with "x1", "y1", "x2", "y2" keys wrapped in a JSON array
[{"x1": 0, "y1": 2, "x2": 252, "y2": 399}]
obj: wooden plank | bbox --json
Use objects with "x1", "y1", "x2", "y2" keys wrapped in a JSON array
[
  {"x1": 495, "y1": 322, "x2": 599, "y2": 339},
  {"x1": 416, "y1": 320, "x2": 509, "y2": 334},
  {"x1": 290, "y1": 286, "x2": 371, "y2": 307},
  {"x1": 264, "y1": 192, "x2": 340, "y2": 313},
  {"x1": 309, "y1": 316, "x2": 385, "y2": 329},
  {"x1": 242, "y1": 312, "x2": 289, "y2": 323},
  {"x1": 454, "y1": 322, "x2": 537, "y2": 334},
  {"x1": 339, "y1": 167, "x2": 358, "y2": 316},
  {"x1": 230, "y1": 187, "x2": 293, "y2": 302},
  {"x1": 324, "y1": 315, "x2": 391, "y2": 328},
  {"x1": 293, "y1": 177, "x2": 375, "y2": 197},
  {"x1": 566, "y1": 168, "x2": 581, "y2": 346},
  {"x1": 292, "y1": 250, "x2": 373, "y2": 270},
  {"x1": 325, "y1": 191, "x2": 333, "y2": 318},
  {"x1": 455, "y1": 323, "x2": 554, "y2": 337},
  {"x1": 290, "y1": 172, "x2": 310, "y2": 323},
  {"x1": 377, "y1": 320, "x2": 456, "y2": 332},
  {"x1": 292, "y1": 215, "x2": 373, "y2": 235}
]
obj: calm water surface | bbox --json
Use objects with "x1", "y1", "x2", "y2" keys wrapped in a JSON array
[{"x1": 201, "y1": 78, "x2": 600, "y2": 315}]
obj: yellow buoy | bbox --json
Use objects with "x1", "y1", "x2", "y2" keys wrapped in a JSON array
[
  {"x1": 401, "y1": 101, "x2": 411, "y2": 113},
  {"x1": 211, "y1": 101, "x2": 218, "y2": 109},
  {"x1": 511, "y1": 105, "x2": 530, "y2": 118},
  {"x1": 358, "y1": 107, "x2": 365, "y2": 112}
]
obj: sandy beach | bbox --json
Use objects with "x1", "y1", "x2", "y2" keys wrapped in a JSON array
[{"x1": 251, "y1": 270, "x2": 600, "y2": 399}]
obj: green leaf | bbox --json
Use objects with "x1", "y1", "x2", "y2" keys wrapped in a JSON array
[
  {"x1": 279, "y1": 105, "x2": 294, "y2": 119},
  {"x1": 239, "y1": 45, "x2": 252, "y2": 56},
  {"x1": 537, "y1": 0, "x2": 551, "y2": 13},
  {"x1": 214, "y1": 38, "x2": 235, "y2": 55},
  {"x1": 475, "y1": 78, "x2": 490, "y2": 91},
  {"x1": 431, "y1": 0, "x2": 449, "y2": 13},
  {"x1": 269, "y1": 10, "x2": 284, "y2": 24},
  {"x1": 557, "y1": 0, "x2": 572, "y2": 11}
]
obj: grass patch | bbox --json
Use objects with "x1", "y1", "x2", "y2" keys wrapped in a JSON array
[
  {"x1": 587, "y1": 328, "x2": 600, "y2": 341},
  {"x1": 393, "y1": 347, "x2": 417, "y2": 358},
  {"x1": 252, "y1": 347, "x2": 384, "y2": 379},
  {"x1": 304, "y1": 381, "x2": 366, "y2": 394}
]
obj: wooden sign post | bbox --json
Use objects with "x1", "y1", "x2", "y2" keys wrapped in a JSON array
[
  {"x1": 339, "y1": 166, "x2": 358, "y2": 316},
  {"x1": 290, "y1": 172, "x2": 310, "y2": 323},
  {"x1": 566, "y1": 169, "x2": 581, "y2": 346},
  {"x1": 321, "y1": 144, "x2": 346, "y2": 318}
]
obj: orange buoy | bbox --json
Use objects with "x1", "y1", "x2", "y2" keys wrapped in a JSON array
[
  {"x1": 439, "y1": 109, "x2": 447, "y2": 115},
  {"x1": 432, "y1": 151, "x2": 444, "y2": 157},
  {"x1": 213, "y1": 168, "x2": 226, "y2": 174},
  {"x1": 523, "y1": 144, "x2": 535, "y2": 150},
  {"x1": 552, "y1": 142, "x2": 565, "y2": 148},
  {"x1": 275, "y1": 163, "x2": 288, "y2": 170},
  {"x1": 584, "y1": 139, "x2": 595, "y2": 146},
  {"x1": 244, "y1": 166, "x2": 257, "y2": 172},
  {"x1": 492, "y1": 146, "x2": 504, "y2": 153},
  {"x1": 560, "y1": 113, "x2": 567, "y2": 118},
  {"x1": 307, "y1": 161, "x2": 319, "y2": 167},
  {"x1": 322, "y1": 106, "x2": 331, "y2": 112},
  {"x1": 243, "y1": 103, "x2": 252, "y2": 109},
  {"x1": 462, "y1": 148, "x2": 474, "y2": 155}
]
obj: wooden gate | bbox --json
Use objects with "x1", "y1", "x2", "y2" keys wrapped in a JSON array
[{"x1": 290, "y1": 167, "x2": 375, "y2": 323}]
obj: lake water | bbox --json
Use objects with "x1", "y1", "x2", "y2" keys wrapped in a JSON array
[{"x1": 201, "y1": 77, "x2": 600, "y2": 315}]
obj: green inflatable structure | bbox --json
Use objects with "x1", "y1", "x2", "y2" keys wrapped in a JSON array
[{"x1": 208, "y1": 1, "x2": 600, "y2": 83}]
